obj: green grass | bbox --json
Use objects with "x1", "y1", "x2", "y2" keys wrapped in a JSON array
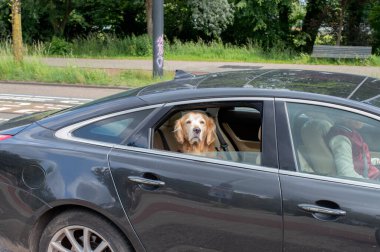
[
  {"x1": 0, "y1": 55, "x2": 174, "y2": 87},
  {"x1": 4, "y1": 35, "x2": 378, "y2": 66},
  {"x1": 165, "y1": 39, "x2": 298, "y2": 63},
  {"x1": 1, "y1": 35, "x2": 379, "y2": 86}
]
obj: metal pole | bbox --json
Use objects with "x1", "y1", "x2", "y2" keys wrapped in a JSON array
[{"x1": 153, "y1": 0, "x2": 164, "y2": 77}]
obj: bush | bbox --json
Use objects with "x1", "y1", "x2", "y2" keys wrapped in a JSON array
[{"x1": 48, "y1": 37, "x2": 72, "y2": 55}]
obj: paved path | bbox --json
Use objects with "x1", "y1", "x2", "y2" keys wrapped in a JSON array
[{"x1": 41, "y1": 57, "x2": 380, "y2": 78}]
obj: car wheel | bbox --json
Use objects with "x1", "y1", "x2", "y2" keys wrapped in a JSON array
[{"x1": 39, "y1": 209, "x2": 132, "y2": 252}]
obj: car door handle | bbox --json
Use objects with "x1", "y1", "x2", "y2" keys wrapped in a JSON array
[
  {"x1": 128, "y1": 176, "x2": 165, "y2": 186},
  {"x1": 298, "y1": 204, "x2": 346, "y2": 216}
]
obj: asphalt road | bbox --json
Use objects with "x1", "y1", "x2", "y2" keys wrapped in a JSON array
[
  {"x1": 42, "y1": 57, "x2": 380, "y2": 78},
  {"x1": 0, "y1": 82, "x2": 127, "y2": 121}
]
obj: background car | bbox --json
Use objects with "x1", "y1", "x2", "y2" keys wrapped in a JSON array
[{"x1": 0, "y1": 69, "x2": 380, "y2": 252}]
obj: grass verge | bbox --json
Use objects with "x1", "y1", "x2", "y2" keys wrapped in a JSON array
[
  {"x1": 3, "y1": 36, "x2": 379, "y2": 66},
  {"x1": 0, "y1": 55, "x2": 174, "y2": 88},
  {"x1": 69, "y1": 36, "x2": 380, "y2": 66}
]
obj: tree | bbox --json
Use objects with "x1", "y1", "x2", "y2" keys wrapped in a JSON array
[
  {"x1": 222, "y1": 0, "x2": 295, "y2": 49},
  {"x1": 11, "y1": 0, "x2": 23, "y2": 61},
  {"x1": 163, "y1": 0, "x2": 193, "y2": 41},
  {"x1": 0, "y1": 1, "x2": 11, "y2": 39},
  {"x1": 336, "y1": 0, "x2": 348, "y2": 45},
  {"x1": 344, "y1": 0, "x2": 371, "y2": 46},
  {"x1": 301, "y1": 0, "x2": 329, "y2": 53},
  {"x1": 188, "y1": 0, "x2": 234, "y2": 39},
  {"x1": 145, "y1": 0, "x2": 152, "y2": 37},
  {"x1": 369, "y1": 0, "x2": 380, "y2": 53},
  {"x1": 43, "y1": 0, "x2": 75, "y2": 37}
]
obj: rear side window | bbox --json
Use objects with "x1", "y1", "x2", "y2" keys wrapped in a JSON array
[{"x1": 72, "y1": 109, "x2": 153, "y2": 144}]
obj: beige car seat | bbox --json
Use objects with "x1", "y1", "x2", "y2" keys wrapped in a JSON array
[
  {"x1": 300, "y1": 119, "x2": 336, "y2": 176},
  {"x1": 153, "y1": 112, "x2": 181, "y2": 152}
]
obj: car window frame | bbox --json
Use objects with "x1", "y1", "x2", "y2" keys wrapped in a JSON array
[
  {"x1": 55, "y1": 104, "x2": 162, "y2": 147},
  {"x1": 124, "y1": 97, "x2": 279, "y2": 171},
  {"x1": 276, "y1": 97, "x2": 380, "y2": 189}
]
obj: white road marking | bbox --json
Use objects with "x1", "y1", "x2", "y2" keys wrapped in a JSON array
[
  {"x1": 0, "y1": 94, "x2": 91, "y2": 104},
  {"x1": 0, "y1": 94, "x2": 92, "y2": 115},
  {"x1": 14, "y1": 109, "x2": 41, "y2": 113}
]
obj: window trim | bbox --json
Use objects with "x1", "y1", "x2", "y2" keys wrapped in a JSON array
[
  {"x1": 112, "y1": 144, "x2": 279, "y2": 174},
  {"x1": 278, "y1": 98, "x2": 380, "y2": 121},
  {"x1": 280, "y1": 169, "x2": 380, "y2": 190},
  {"x1": 56, "y1": 97, "x2": 278, "y2": 173},
  {"x1": 147, "y1": 97, "x2": 277, "y2": 168},
  {"x1": 282, "y1": 98, "x2": 380, "y2": 188},
  {"x1": 55, "y1": 104, "x2": 163, "y2": 146}
]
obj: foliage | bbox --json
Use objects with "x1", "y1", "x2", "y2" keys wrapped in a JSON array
[
  {"x1": 0, "y1": 0, "x2": 10, "y2": 40},
  {"x1": 314, "y1": 34, "x2": 335, "y2": 45},
  {"x1": 69, "y1": 33, "x2": 152, "y2": 57},
  {"x1": 188, "y1": 0, "x2": 234, "y2": 39},
  {"x1": 0, "y1": 0, "x2": 379, "y2": 55},
  {"x1": 48, "y1": 37, "x2": 72, "y2": 55},
  {"x1": 222, "y1": 0, "x2": 299, "y2": 50},
  {"x1": 163, "y1": 0, "x2": 193, "y2": 41},
  {"x1": 369, "y1": 1, "x2": 380, "y2": 53}
]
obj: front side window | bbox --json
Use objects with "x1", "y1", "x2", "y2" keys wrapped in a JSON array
[
  {"x1": 286, "y1": 102, "x2": 380, "y2": 184},
  {"x1": 153, "y1": 103, "x2": 263, "y2": 166},
  {"x1": 72, "y1": 109, "x2": 153, "y2": 144}
]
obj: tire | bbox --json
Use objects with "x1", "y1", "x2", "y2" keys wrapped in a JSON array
[{"x1": 39, "y1": 209, "x2": 132, "y2": 252}]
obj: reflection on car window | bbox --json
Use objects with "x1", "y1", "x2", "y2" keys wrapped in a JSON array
[
  {"x1": 72, "y1": 109, "x2": 153, "y2": 144},
  {"x1": 153, "y1": 104, "x2": 262, "y2": 166},
  {"x1": 286, "y1": 102, "x2": 380, "y2": 184}
]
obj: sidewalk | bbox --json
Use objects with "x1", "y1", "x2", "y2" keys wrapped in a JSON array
[{"x1": 41, "y1": 57, "x2": 380, "y2": 78}]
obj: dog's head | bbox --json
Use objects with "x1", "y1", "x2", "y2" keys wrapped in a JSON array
[{"x1": 174, "y1": 112, "x2": 216, "y2": 147}]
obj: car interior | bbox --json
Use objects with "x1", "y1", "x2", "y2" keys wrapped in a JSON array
[
  {"x1": 153, "y1": 105, "x2": 262, "y2": 165},
  {"x1": 292, "y1": 112, "x2": 336, "y2": 176},
  {"x1": 290, "y1": 108, "x2": 380, "y2": 178}
]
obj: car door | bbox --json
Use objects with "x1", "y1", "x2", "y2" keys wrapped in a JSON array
[
  {"x1": 108, "y1": 99, "x2": 283, "y2": 252},
  {"x1": 277, "y1": 99, "x2": 380, "y2": 251}
]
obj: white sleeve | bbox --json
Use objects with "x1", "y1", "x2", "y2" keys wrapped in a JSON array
[
  {"x1": 371, "y1": 158, "x2": 380, "y2": 165},
  {"x1": 329, "y1": 135, "x2": 363, "y2": 179}
]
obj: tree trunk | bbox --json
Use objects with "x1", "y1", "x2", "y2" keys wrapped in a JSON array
[
  {"x1": 11, "y1": 0, "x2": 23, "y2": 62},
  {"x1": 278, "y1": 2, "x2": 290, "y2": 44},
  {"x1": 336, "y1": 7, "x2": 343, "y2": 46},
  {"x1": 146, "y1": 0, "x2": 153, "y2": 38},
  {"x1": 49, "y1": 0, "x2": 72, "y2": 37},
  {"x1": 345, "y1": 0, "x2": 368, "y2": 45},
  {"x1": 301, "y1": 0, "x2": 327, "y2": 53}
]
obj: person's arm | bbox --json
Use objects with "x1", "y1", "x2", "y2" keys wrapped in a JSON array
[
  {"x1": 329, "y1": 135, "x2": 363, "y2": 178},
  {"x1": 371, "y1": 157, "x2": 380, "y2": 165}
]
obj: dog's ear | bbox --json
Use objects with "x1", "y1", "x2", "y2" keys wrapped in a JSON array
[
  {"x1": 206, "y1": 116, "x2": 216, "y2": 146},
  {"x1": 174, "y1": 118, "x2": 184, "y2": 144}
]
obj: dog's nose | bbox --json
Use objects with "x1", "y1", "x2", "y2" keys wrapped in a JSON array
[{"x1": 193, "y1": 128, "x2": 201, "y2": 134}]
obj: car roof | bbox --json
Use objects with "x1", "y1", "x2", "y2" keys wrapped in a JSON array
[
  {"x1": 37, "y1": 69, "x2": 380, "y2": 130},
  {"x1": 137, "y1": 69, "x2": 380, "y2": 105}
]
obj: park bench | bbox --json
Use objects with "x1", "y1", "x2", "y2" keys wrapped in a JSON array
[{"x1": 311, "y1": 45, "x2": 372, "y2": 59}]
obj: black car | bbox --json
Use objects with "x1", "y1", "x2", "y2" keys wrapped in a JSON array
[{"x1": 1, "y1": 69, "x2": 380, "y2": 252}]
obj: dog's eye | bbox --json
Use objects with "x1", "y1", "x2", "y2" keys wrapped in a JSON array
[
  {"x1": 200, "y1": 120, "x2": 205, "y2": 124},
  {"x1": 186, "y1": 120, "x2": 191, "y2": 124}
]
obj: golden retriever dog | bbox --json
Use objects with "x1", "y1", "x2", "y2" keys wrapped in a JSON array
[{"x1": 174, "y1": 111, "x2": 216, "y2": 155}]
